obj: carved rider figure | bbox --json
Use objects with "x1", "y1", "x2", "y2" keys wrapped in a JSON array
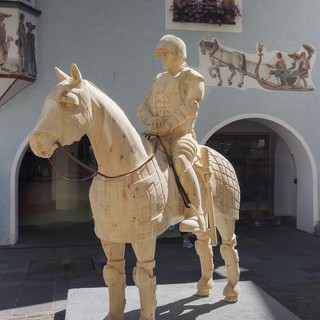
[{"x1": 137, "y1": 34, "x2": 205, "y2": 233}]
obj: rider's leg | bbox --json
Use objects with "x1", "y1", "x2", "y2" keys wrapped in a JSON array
[
  {"x1": 173, "y1": 153, "x2": 205, "y2": 233},
  {"x1": 132, "y1": 237, "x2": 157, "y2": 320},
  {"x1": 101, "y1": 241, "x2": 126, "y2": 320}
]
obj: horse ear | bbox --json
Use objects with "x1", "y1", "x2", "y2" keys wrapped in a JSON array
[
  {"x1": 70, "y1": 64, "x2": 83, "y2": 85},
  {"x1": 54, "y1": 67, "x2": 70, "y2": 82}
]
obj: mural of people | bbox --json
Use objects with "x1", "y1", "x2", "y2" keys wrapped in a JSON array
[
  {"x1": 295, "y1": 44, "x2": 314, "y2": 89},
  {"x1": 16, "y1": 13, "x2": 26, "y2": 73},
  {"x1": 0, "y1": 12, "x2": 12, "y2": 72},
  {"x1": 266, "y1": 52, "x2": 286, "y2": 87},
  {"x1": 24, "y1": 21, "x2": 36, "y2": 77},
  {"x1": 284, "y1": 53, "x2": 300, "y2": 89}
]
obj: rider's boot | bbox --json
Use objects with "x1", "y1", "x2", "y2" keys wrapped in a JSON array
[
  {"x1": 133, "y1": 260, "x2": 157, "y2": 320},
  {"x1": 103, "y1": 260, "x2": 126, "y2": 320},
  {"x1": 220, "y1": 234, "x2": 240, "y2": 302},
  {"x1": 177, "y1": 164, "x2": 205, "y2": 233}
]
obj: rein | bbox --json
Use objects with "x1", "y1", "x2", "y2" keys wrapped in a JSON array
[
  {"x1": 48, "y1": 138, "x2": 158, "y2": 181},
  {"x1": 48, "y1": 136, "x2": 191, "y2": 209}
]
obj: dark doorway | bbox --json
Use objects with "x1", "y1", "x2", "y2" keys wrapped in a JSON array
[
  {"x1": 18, "y1": 136, "x2": 98, "y2": 246},
  {"x1": 207, "y1": 135, "x2": 274, "y2": 226}
]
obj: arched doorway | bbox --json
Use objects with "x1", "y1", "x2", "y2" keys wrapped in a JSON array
[
  {"x1": 201, "y1": 114, "x2": 317, "y2": 234},
  {"x1": 15, "y1": 136, "x2": 97, "y2": 245}
]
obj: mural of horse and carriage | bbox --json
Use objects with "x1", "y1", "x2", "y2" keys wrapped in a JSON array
[{"x1": 197, "y1": 38, "x2": 315, "y2": 91}]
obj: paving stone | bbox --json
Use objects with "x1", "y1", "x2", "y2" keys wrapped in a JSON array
[{"x1": 65, "y1": 282, "x2": 301, "y2": 320}]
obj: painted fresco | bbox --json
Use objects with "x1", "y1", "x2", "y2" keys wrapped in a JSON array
[
  {"x1": 0, "y1": 8, "x2": 38, "y2": 78},
  {"x1": 196, "y1": 38, "x2": 315, "y2": 91}
]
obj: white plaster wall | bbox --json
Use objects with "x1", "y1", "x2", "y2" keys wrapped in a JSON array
[
  {"x1": 274, "y1": 138, "x2": 296, "y2": 218},
  {"x1": 0, "y1": 0, "x2": 320, "y2": 244}
]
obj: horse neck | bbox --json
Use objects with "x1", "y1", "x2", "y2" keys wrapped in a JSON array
[{"x1": 86, "y1": 84, "x2": 150, "y2": 176}]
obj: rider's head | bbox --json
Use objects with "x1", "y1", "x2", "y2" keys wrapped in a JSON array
[{"x1": 155, "y1": 34, "x2": 186, "y2": 70}]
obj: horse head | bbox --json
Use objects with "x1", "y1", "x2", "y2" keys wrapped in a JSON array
[
  {"x1": 30, "y1": 64, "x2": 92, "y2": 158},
  {"x1": 199, "y1": 38, "x2": 218, "y2": 57}
]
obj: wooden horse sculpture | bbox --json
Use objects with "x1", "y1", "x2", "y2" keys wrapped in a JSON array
[{"x1": 29, "y1": 64, "x2": 241, "y2": 320}]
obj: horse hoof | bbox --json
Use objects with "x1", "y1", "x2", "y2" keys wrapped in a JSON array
[
  {"x1": 224, "y1": 295, "x2": 238, "y2": 303},
  {"x1": 223, "y1": 282, "x2": 240, "y2": 303},
  {"x1": 196, "y1": 289, "x2": 210, "y2": 297},
  {"x1": 218, "y1": 82, "x2": 222, "y2": 86},
  {"x1": 197, "y1": 278, "x2": 214, "y2": 297},
  {"x1": 228, "y1": 81, "x2": 232, "y2": 86},
  {"x1": 238, "y1": 84, "x2": 243, "y2": 88}
]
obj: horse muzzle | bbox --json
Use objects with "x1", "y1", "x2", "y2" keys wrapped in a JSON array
[{"x1": 29, "y1": 129, "x2": 59, "y2": 158}]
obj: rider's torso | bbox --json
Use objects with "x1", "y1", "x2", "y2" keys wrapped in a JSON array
[{"x1": 148, "y1": 72, "x2": 184, "y2": 119}]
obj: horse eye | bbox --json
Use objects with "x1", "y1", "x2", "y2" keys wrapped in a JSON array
[
  {"x1": 59, "y1": 91, "x2": 80, "y2": 110},
  {"x1": 60, "y1": 101, "x2": 77, "y2": 110}
]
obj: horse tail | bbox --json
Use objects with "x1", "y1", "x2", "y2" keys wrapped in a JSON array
[{"x1": 241, "y1": 53, "x2": 247, "y2": 73}]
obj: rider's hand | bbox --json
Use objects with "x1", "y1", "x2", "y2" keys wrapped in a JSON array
[
  {"x1": 150, "y1": 117, "x2": 164, "y2": 129},
  {"x1": 143, "y1": 121, "x2": 171, "y2": 135}
]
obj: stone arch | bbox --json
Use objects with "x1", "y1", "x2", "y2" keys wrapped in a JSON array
[
  {"x1": 201, "y1": 113, "x2": 318, "y2": 234},
  {"x1": 10, "y1": 134, "x2": 30, "y2": 244}
]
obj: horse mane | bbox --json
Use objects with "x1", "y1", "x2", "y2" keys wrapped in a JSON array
[{"x1": 85, "y1": 80, "x2": 143, "y2": 153}]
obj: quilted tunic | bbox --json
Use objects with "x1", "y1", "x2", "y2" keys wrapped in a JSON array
[{"x1": 89, "y1": 156, "x2": 170, "y2": 243}]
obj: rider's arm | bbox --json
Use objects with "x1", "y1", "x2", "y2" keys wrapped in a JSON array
[
  {"x1": 166, "y1": 74, "x2": 205, "y2": 130},
  {"x1": 137, "y1": 74, "x2": 163, "y2": 126},
  {"x1": 136, "y1": 101, "x2": 153, "y2": 125}
]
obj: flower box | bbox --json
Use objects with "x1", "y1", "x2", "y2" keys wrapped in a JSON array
[{"x1": 171, "y1": 0, "x2": 241, "y2": 26}]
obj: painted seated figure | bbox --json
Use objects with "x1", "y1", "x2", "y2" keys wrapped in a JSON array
[{"x1": 137, "y1": 34, "x2": 205, "y2": 233}]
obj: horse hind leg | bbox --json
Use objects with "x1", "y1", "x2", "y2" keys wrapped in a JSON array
[
  {"x1": 216, "y1": 214, "x2": 240, "y2": 302},
  {"x1": 101, "y1": 241, "x2": 126, "y2": 320},
  {"x1": 132, "y1": 237, "x2": 157, "y2": 320},
  {"x1": 194, "y1": 230, "x2": 214, "y2": 296},
  {"x1": 238, "y1": 72, "x2": 245, "y2": 88}
]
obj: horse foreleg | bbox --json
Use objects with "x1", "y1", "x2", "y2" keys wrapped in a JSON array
[
  {"x1": 194, "y1": 230, "x2": 214, "y2": 296},
  {"x1": 216, "y1": 214, "x2": 240, "y2": 302},
  {"x1": 227, "y1": 67, "x2": 237, "y2": 86},
  {"x1": 208, "y1": 65, "x2": 217, "y2": 79},
  {"x1": 214, "y1": 67, "x2": 223, "y2": 86},
  {"x1": 101, "y1": 241, "x2": 126, "y2": 320},
  {"x1": 132, "y1": 237, "x2": 157, "y2": 320}
]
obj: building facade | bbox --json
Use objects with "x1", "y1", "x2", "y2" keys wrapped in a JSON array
[{"x1": 0, "y1": 0, "x2": 319, "y2": 245}]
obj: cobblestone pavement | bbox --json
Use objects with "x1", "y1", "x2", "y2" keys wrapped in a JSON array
[
  {"x1": 266, "y1": 282, "x2": 320, "y2": 320},
  {"x1": 0, "y1": 221, "x2": 319, "y2": 320}
]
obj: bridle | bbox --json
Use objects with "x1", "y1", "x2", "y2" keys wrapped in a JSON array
[{"x1": 48, "y1": 138, "x2": 159, "y2": 181}]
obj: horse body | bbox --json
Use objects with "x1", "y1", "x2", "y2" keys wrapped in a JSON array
[{"x1": 30, "y1": 65, "x2": 240, "y2": 320}]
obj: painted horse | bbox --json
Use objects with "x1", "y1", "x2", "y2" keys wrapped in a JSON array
[
  {"x1": 30, "y1": 64, "x2": 241, "y2": 320},
  {"x1": 199, "y1": 38, "x2": 247, "y2": 88}
]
